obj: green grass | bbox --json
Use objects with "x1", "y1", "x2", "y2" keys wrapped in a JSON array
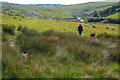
[
  {"x1": 2, "y1": 26, "x2": 119, "y2": 78},
  {"x1": 2, "y1": 4, "x2": 72, "y2": 19},
  {"x1": 2, "y1": 13, "x2": 118, "y2": 36},
  {"x1": 107, "y1": 12, "x2": 119, "y2": 19},
  {"x1": 59, "y1": 2, "x2": 118, "y2": 17},
  {"x1": 2, "y1": 13, "x2": 119, "y2": 78}
]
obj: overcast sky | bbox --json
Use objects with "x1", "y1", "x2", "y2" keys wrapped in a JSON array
[{"x1": 0, "y1": 0, "x2": 107, "y2": 5}]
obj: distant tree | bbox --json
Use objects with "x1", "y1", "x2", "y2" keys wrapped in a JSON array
[{"x1": 93, "y1": 11, "x2": 99, "y2": 17}]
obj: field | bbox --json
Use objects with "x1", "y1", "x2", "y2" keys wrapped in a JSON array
[
  {"x1": 59, "y1": 2, "x2": 118, "y2": 17},
  {"x1": 107, "y1": 12, "x2": 120, "y2": 19},
  {"x1": 2, "y1": 13, "x2": 118, "y2": 36},
  {"x1": 2, "y1": 12, "x2": 119, "y2": 78}
]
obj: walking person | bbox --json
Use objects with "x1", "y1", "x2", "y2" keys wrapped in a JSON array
[{"x1": 78, "y1": 24, "x2": 83, "y2": 36}]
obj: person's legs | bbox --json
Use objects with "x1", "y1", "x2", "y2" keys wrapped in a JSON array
[{"x1": 79, "y1": 31, "x2": 82, "y2": 35}]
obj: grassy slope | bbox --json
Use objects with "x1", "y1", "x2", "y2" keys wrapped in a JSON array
[
  {"x1": 106, "y1": 12, "x2": 119, "y2": 19},
  {"x1": 1, "y1": 2, "x2": 118, "y2": 19},
  {"x1": 1, "y1": 2, "x2": 63, "y2": 8},
  {"x1": 2, "y1": 13, "x2": 118, "y2": 36},
  {"x1": 2, "y1": 4, "x2": 72, "y2": 19},
  {"x1": 2, "y1": 25, "x2": 119, "y2": 78},
  {"x1": 59, "y1": 2, "x2": 118, "y2": 17}
]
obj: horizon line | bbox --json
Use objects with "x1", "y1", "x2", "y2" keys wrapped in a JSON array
[{"x1": 0, "y1": 1, "x2": 116, "y2": 5}]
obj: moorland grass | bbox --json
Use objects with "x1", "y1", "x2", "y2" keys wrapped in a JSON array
[{"x1": 2, "y1": 25, "x2": 119, "y2": 78}]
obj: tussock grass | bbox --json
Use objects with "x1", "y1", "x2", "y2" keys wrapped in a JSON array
[{"x1": 2, "y1": 26, "x2": 119, "y2": 78}]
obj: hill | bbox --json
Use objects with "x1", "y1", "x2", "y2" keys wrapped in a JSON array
[
  {"x1": 59, "y1": 2, "x2": 118, "y2": 17},
  {"x1": 0, "y1": 2, "x2": 19, "y2": 5},
  {"x1": 88, "y1": 3, "x2": 119, "y2": 24},
  {"x1": 1, "y1": 2, "x2": 63, "y2": 8},
  {"x1": 1, "y1": 4, "x2": 72, "y2": 19},
  {"x1": 1, "y1": 2, "x2": 118, "y2": 20},
  {"x1": 107, "y1": 12, "x2": 119, "y2": 19},
  {"x1": 98, "y1": 3, "x2": 120, "y2": 17},
  {"x1": 26, "y1": 4, "x2": 63, "y2": 8}
]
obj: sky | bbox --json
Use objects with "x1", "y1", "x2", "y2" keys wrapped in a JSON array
[{"x1": 0, "y1": 0, "x2": 106, "y2": 5}]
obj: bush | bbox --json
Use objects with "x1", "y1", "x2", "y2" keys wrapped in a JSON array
[
  {"x1": 90, "y1": 32, "x2": 96, "y2": 37},
  {"x1": 106, "y1": 18, "x2": 120, "y2": 24},
  {"x1": 88, "y1": 17, "x2": 120, "y2": 24},
  {"x1": 106, "y1": 27, "x2": 109, "y2": 29},
  {"x1": 93, "y1": 26, "x2": 96, "y2": 28},
  {"x1": 2, "y1": 24, "x2": 15, "y2": 35},
  {"x1": 17, "y1": 26, "x2": 23, "y2": 31},
  {"x1": 88, "y1": 18, "x2": 104, "y2": 22}
]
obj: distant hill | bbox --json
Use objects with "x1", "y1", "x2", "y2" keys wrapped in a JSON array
[
  {"x1": 104, "y1": 0, "x2": 120, "y2": 2},
  {"x1": 0, "y1": 2, "x2": 20, "y2": 5},
  {"x1": 90, "y1": 3, "x2": 119, "y2": 18},
  {"x1": 1, "y1": 1, "x2": 119, "y2": 21},
  {"x1": 87, "y1": 3, "x2": 120, "y2": 24},
  {"x1": 26, "y1": 4, "x2": 63, "y2": 8},
  {"x1": 1, "y1": 4, "x2": 72, "y2": 19},
  {"x1": 59, "y1": 2, "x2": 118, "y2": 17},
  {"x1": 1, "y1": 2, "x2": 63, "y2": 8}
]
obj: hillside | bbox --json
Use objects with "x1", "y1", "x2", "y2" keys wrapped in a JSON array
[
  {"x1": 88, "y1": 3, "x2": 119, "y2": 24},
  {"x1": 98, "y1": 3, "x2": 120, "y2": 17},
  {"x1": 26, "y1": 4, "x2": 63, "y2": 8},
  {"x1": 0, "y1": 2, "x2": 19, "y2": 5},
  {"x1": 59, "y1": 2, "x2": 118, "y2": 17},
  {"x1": 107, "y1": 12, "x2": 119, "y2": 19},
  {"x1": 2, "y1": 24, "x2": 119, "y2": 78},
  {"x1": 1, "y1": 2, "x2": 63, "y2": 8},
  {"x1": 1, "y1": 2, "x2": 118, "y2": 20},
  {"x1": 2, "y1": 4, "x2": 72, "y2": 19}
]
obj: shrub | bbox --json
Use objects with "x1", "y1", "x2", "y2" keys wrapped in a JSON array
[
  {"x1": 112, "y1": 28, "x2": 115, "y2": 30},
  {"x1": 106, "y1": 18, "x2": 120, "y2": 24},
  {"x1": 88, "y1": 18, "x2": 104, "y2": 22},
  {"x1": 90, "y1": 32, "x2": 96, "y2": 37},
  {"x1": 2, "y1": 24, "x2": 15, "y2": 35},
  {"x1": 17, "y1": 26, "x2": 23, "y2": 31},
  {"x1": 93, "y1": 26, "x2": 96, "y2": 28},
  {"x1": 106, "y1": 27, "x2": 109, "y2": 29}
]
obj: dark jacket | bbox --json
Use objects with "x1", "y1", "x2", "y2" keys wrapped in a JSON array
[{"x1": 78, "y1": 26, "x2": 83, "y2": 32}]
